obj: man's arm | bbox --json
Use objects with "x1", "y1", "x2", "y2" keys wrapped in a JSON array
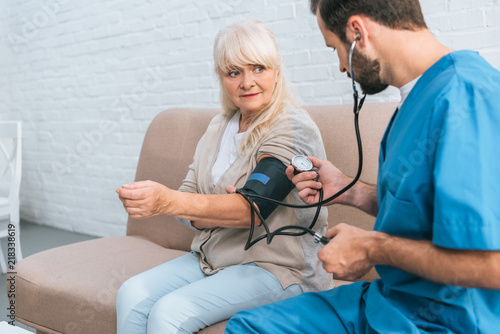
[
  {"x1": 286, "y1": 156, "x2": 378, "y2": 216},
  {"x1": 318, "y1": 223, "x2": 500, "y2": 290}
]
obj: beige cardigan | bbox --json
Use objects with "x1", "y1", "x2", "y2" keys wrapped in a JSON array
[{"x1": 178, "y1": 104, "x2": 333, "y2": 292}]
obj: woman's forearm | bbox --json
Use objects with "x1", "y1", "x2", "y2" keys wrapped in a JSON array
[
  {"x1": 168, "y1": 191, "x2": 258, "y2": 229},
  {"x1": 117, "y1": 180, "x2": 261, "y2": 229}
]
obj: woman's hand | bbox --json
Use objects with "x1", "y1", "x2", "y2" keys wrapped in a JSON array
[
  {"x1": 285, "y1": 156, "x2": 352, "y2": 206},
  {"x1": 116, "y1": 180, "x2": 176, "y2": 219}
]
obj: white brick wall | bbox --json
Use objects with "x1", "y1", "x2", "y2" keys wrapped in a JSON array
[{"x1": 1, "y1": 0, "x2": 499, "y2": 237}]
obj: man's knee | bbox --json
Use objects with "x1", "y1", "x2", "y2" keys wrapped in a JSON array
[{"x1": 226, "y1": 311, "x2": 260, "y2": 334}]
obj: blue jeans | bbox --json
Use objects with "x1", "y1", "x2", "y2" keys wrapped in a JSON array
[{"x1": 116, "y1": 252, "x2": 302, "y2": 334}]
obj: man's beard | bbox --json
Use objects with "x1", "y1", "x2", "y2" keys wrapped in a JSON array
[{"x1": 350, "y1": 48, "x2": 388, "y2": 95}]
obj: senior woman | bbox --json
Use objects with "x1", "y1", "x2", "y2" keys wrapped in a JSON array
[{"x1": 115, "y1": 19, "x2": 332, "y2": 333}]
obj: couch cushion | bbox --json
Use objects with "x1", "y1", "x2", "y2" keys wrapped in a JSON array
[
  {"x1": 15, "y1": 236, "x2": 187, "y2": 334},
  {"x1": 127, "y1": 103, "x2": 396, "y2": 254}
]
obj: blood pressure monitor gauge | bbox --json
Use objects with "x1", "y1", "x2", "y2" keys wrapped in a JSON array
[
  {"x1": 291, "y1": 155, "x2": 314, "y2": 174},
  {"x1": 292, "y1": 155, "x2": 319, "y2": 180}
]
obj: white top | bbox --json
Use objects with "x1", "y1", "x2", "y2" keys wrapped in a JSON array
[
  {"x1": 212, "y1": 111, "x2": 245, "y2": 185},
  {"x1": 398, "y1": 76, "x2": 421, "y2": 109}
]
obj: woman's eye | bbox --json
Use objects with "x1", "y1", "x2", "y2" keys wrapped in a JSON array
[
  {"x1": 255, "y1": 66, "x2": 265, "y2": 72},
  {"x1": 228, "y1": 70, "x2": 239, "y2": 77}
]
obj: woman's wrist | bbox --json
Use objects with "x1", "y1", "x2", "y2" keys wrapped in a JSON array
[{"x1": 159, "y1": 187, "x2": 179, "y2": 216}]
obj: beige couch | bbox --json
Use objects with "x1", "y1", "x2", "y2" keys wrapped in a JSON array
[{"x1": 12, "y1": 102, "x2": 396, "y2": 334}]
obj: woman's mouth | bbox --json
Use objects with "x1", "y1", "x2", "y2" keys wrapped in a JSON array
[{"x1": 241, "y1": 93, "x2": 260, "y2": 98}]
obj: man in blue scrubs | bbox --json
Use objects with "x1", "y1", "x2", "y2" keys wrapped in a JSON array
[{"x1": 226, "y1": 0, "x2": 500, "y2": 333}]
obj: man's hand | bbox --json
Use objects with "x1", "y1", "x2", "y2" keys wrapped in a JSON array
[
  {"x1": 116, "y1": 180, "x2": 175, "y2": 219},
  {"x1": 317, "y1": 223, "x2": 386, "y2": 281},
  {"x1": 286, "y1": 156, "x2": 352, "y2": 206}
]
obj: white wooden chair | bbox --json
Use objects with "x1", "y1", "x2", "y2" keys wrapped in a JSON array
[{"x1": 0, "y1": 121, "x2": 22, "y2": 273}]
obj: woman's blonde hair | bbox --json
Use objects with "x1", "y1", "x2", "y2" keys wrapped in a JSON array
[{"x1": 213, "y1": 19, "x2": 298, "y2": 152}]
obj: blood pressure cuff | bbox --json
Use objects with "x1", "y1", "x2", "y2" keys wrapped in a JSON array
[{"x1": 237, "y1": 157, "x2": 295, "y2": 220}]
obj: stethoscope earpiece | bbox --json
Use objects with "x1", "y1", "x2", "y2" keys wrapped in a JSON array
[{"x1": 349, "y1": 33, "x2": 366, "y2": 115}]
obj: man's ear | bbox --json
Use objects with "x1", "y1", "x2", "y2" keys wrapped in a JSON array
[{"x1": 346, "y1": 15, "x2": 368, "y2": 46}]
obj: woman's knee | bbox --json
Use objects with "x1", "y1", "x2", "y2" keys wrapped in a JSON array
[
  {"x1": 116, "y1": 276, "x2": 146, "y2": 313},
  {"x1": 147, "y1": 294, "x2": 204, "y2": 333}
]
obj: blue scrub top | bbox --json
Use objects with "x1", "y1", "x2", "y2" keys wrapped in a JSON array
[{"x1": 366, "y1": 51, "x2": 500, "y2": 333}]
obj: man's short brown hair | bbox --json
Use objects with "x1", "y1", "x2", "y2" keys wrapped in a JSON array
[{"x1": 311, "y1": 0, "x2": 427, "y2": 43}]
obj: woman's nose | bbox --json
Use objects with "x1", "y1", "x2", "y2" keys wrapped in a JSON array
[{"x1": 240, "y1": 72, "x2": 255, "y2": 89}]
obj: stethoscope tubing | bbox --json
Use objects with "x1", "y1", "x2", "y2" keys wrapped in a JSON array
[{"x1": 239, "y1": 38, "x2": 366, "y2": 249}]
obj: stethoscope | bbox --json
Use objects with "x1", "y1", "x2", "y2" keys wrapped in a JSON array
[{"x1": 237, "y1": 36, "x2": 366, "y2": 250}]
